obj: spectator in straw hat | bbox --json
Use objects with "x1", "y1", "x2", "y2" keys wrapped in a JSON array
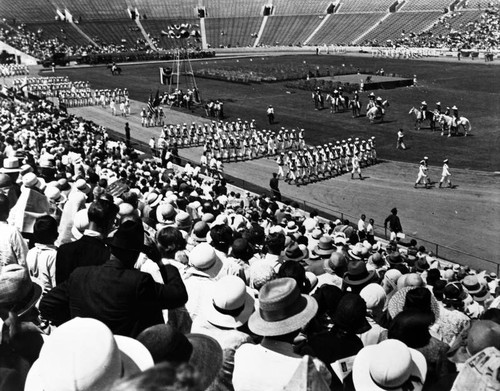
[
  {"x1": 192, "y1": 276, "x2": 255, "y2": 390},
  {"x1": 359, "y1": 283, "x2": 387, "y2": 346},
  {"x1": 41, "y1": 220, "x2": 188, "y2": 338},
  {"x1": 314, "y1": 252, "x2": 347, "y2": 290},
  {"x1": 24, "y1": 317, "x2": 154, "y2": 391},
  {"x1": 233, "y1": 278, "x2": 330, "y2": 390},
  {"x1": 0, "y1": 173, "x2": 18, "y2": 209},
  {"x1": 0, "y1": 194, "x2": 28, "y2": 271},
  {"x1": 352, "y1": 339, "x2": 427, "y2": 391},
  {"x1": 55, "y1": 198, "x2": 118, "y2": 285},
  {"x1": 343, "y1": 260, "x2": 377, "y2": 294}
]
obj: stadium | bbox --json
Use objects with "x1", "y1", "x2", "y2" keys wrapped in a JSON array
[{"x1": 1, "y1": 0, "x2": 500, "y2": 389}]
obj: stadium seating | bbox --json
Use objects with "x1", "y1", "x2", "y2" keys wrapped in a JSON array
[
  {"x1": 361, "y1": 11, "x2": 442, "y2": 44},
  {"x1": 78, "y1": 20, "x2": 146, "y2": 49},
  {"x1": 428, "y1": 10, "x2": 483, "y2": 37},
  {"x1": 203, "y1": 0, "x2": 268, "y2": 17},
  {"x1": 0, "y1": 1, "x2": 56, "y2": 23},
  {"x1": 400, "y1": 0, "x2": 454, "y2": 11},
  {"x1": 204, "y1": 17, "x2": 263, "y2": 48},
  {"x1": 337, "y1": 0, "x2": 395, "y2": 13},
  {"x1": 133, "y1": 0, "x2": 199, "y2": 19},
  {"x1": 272, "y1": 0, "x2": 330, "y2": 15},
  {"x1": 310, "y1": 13, "x2": 384, "y2": 45},
  {"x1": 24, "y1": 23, "x2": 88, "y2": 47},
  {"x1": 258, "y1": 15, "x2": 322, "y2": 46}
]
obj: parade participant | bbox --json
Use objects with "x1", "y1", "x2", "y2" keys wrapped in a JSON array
[
  {"x1": 397, "y1": 129, "x2": 406, "y2": 150},
  {"x1": 435, "y1": 102, "x2": 442, "y2": 114},
  {"x1": 276, "y1": 153, "x2": 285, "y2": 179},
  {"x1": 110, "y1": 99, "x2": 116, "y2": 116},
  {"x1": 351, "y1": 152, "x2": 363, "y2": 180},
  {"x1": 415, "y1": 160, "x2": 429, "y2": 189},
  {"x1": 140, "y1": 108, "x2": 147, "y2": 127},
  {"x1": 451, "y1": 105, "x2": 459, "y2": 127},
  {"x1": 384, "y1": 207, "x2": 403, "y2": 241},
  {"x1": 269, "y1": 173, "x2": 281, "y2": 201},
  {"x1": 266, "y1": 105, "x2": 275, "y2": 125},
  {"x1": 439, "y1": 159, "x2": 452, "y2": 188},
  {"x1": 420, "y1": 101, "x2": 428, "y2": 120}
]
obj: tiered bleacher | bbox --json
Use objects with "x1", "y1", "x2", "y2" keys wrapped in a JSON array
[
  {"x1": 204, "y1": 0, "x2": 268, "y2": 17},
  {"x1": 258, "y1": 15, "x2": 320, "y2": 46},
  {"x1": 272, "y1": 0, "x2": 330, "y2": 15},
  {"x1": 205, "y1": 17, "x2": 263, "y2": 48},
  {"x1": 79, "y1": 20, "x2": 147, "y2": 51},
  {"x1": 337, "y1": 0, "x2": 395, "y2": 13}
]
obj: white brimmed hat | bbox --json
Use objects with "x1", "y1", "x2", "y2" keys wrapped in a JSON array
[{"x1": 353, "y1": 339, "x2": 427, "y2": 391}]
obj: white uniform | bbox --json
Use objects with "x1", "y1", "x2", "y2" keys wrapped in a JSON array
[
  {"x1": 415, "y1": 164, "x2": 428, "y2": 187},
  {"x1": 439, "y1": 163, "x2": 451, "y2": 187}
]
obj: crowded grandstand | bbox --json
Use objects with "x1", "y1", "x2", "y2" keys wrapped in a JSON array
[{"x1": 0, "y1": 0, "x2": 499, "y2": 390}]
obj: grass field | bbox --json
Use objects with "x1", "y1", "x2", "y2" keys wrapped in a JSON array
[{"x1": 50, "y1": 54, "x2": 500, "y2": 172}]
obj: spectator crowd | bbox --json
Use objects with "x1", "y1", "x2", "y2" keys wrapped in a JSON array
[{"x1": 0, "y1": 87, "x2": 499, "y2": 391}]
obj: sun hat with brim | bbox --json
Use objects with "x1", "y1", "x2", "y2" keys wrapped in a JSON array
[
  {"x1": 191, "y1": 221, "x2": 209, "y2": 242},
  {"x1": 0, "y1": 157, "x2": 21, "y2": 173},
  {"x1": 388, "y1": 286, "x2": 440, "y2": 322},
  {"x1": 462, "y1": 275, "x2": 483, "y2": 295},
  {"x1": 353, "y1": 339, "x2": 427, "y2": 391},
  {"x1": 156, "y1": 203, "x2": 177, "y2": 225},
  {"x1": 348, "y1": 243, "x2": 368, "y2": 261},
  {"x1": 71, "y1": 208, "x2": 90, "y2": 240},
  {"x1": 472, "y1": 284, "x2": 491, "y2": 303},
  {"x1": 368, "y1": 252, "x2": 387, "y2": 268},
  {"x1": 44, "y1": 186, "x2": 67, "y2": 204},
  {"x1": 22, "y1": 172, "x2": 44, "y2": 190},
  {"x1": 24, "y1": 317, "x2": 154, "y2": 391},
  {"x1": 343, "y1": 261, "x2": 376, "y2": 286},
  {"x1": 388, "y1": 251, "x2": 404, "y2": 265},
  {"x1": 74, "y1": 178, "x2": 91, "y2": 195},
  {"x1": 313, "y1": 236, "x2": 336, "y2": 257},
  {"x1": 248, "y1": 277, "x2": 318, "y2": 337},
  {"x1": 0, "y1": 264, "x2": 43, "y2": 317},
  {"x1": 206, "y1": 276, "x2": 255, "y2": 329},
  {"x1": 284, "y1": 243, "x2": 306, "y2": 262},
  {"x1": 188, "y1": 242, "x2": 222, "y2": 278},
  {"x1": 145, "y1": 192, "x2": 162, "y2": 208},
  {"x1": 285, "y1": 221, "x2": 299, "y2": 234}
]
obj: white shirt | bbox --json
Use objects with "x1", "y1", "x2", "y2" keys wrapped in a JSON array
[
  {"x1": 26, "y1": 243, "x2": 57, "y2": 292},
  {"x1": 442, "y1": 163, "x2": 450, "y2": 176},
  {"x1": 0, "y1": 221, "x2": 28, "y2": 271},
  {"x1": 358, "y1": 219, "x2": 366, "y2": 233}
]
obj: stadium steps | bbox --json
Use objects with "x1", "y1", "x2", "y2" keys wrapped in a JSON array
[
  {"x1": 200, "y1": 18, "x2": 208, "y2": 49},
  {"x1": 69, "y1": 20, "x2": 101, "y2": 48},
  {"x1": 135, "y1": 17, "x2": 158, "y2": 51},
  {"x1": 303, "y1": 13, "x2": 331, "y2": 45},
  {"x1": 353, "y1": 13, "x2": 391, "y2": 45},
  {"x1": 0, "y1": 41, "x2": 38, "y2": 65},
  {"x1": 253, "y1": 15, "x2": 269, "y2": 47}
]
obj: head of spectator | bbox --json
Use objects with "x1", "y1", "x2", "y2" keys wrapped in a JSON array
[
  {"x1": 175, "y1": 211, "x2": 192, "y2": 233},
  {"x1": 156, "y1": 203, "x2": 177, "y2": 228},
  {"x1": 22, "y1": 172, "x2": 46, "y2": 192},
  {"x1": 190, "y1": 221, "x2": 209, "y2": 244},
  {"x1": 188, "y1": 243, "x2": 222, "y2": 279},
  {"x1": 24, "y1": 317, "x2": 154, "y2": 391},
  {"x1": 353, "y1": 339, "x2": 427, "y2": 391},
  {"x1": 264, "y1": 232, "x2": 286, "y2": 256},
  {"x1": 389, "y1": 287, "x2": 439, "y2": 326},
  {"x1": 360, "y1": 283, "x2": 387, "y2": 318},
  {"x1": 322, "y1": 251, "x2": 347, "y2": 278},
  {"x1": 230, "y1": 238, "x2": 254, "y2": 263},
  {"x1": 157, "y1": 226, "x2": 186, "y2": 260},
  {"x1": 248, "y1": 278, "x2": 317, "y2": 338},
  {"x1": 206, "y1": 276, "x2": 255, "y2": 329},
  {"x1": 33, "y1": 215, "x2": 58, "y2": 246},
  {"x1": 343, "y1": 260, "x2": 377, "y2": 293},
  {"x1": 388, "y1": 311, "x2": 433, "y2": 349},
  {"x1": 482, "y1": 308, "x2": 500, "y2": 325},
  {"x1": 277, "y1": 261, "x2": 312, "y2": 294},
  {"x1": 442, "y1": 281, "x2": 468, "y2": 310},
  {"x1": 87, "y1": 198, "x2": 119, "y2": 237},
  {"x1": 0, "y1": 193, "x2": 10, "y2": 221},
  {"x1": 333, "y1": 292, "x2": 371, "y2": 334},
  {"x1": 313, "y1": 236, "x2": 336, "y2": 259},
  {"x1": 283, "y1": 242, "x2": 306, "y2": 263},
  {"x1": 382, "y1": 269, "x2": 403, "y2": 296},
  {"x1": 466, "y1": 320, "x2": 500, "y2": 356},
  {"x1": 109, "y1": 220, "x2": 145, "y2": 267},
  {"x1": 210, "y1": 224, "x2": 233, "y2": 254},
  {"x1": 71, "y1": 208, "x2": 90, "y2": 240},
  {"x1": 249, "y1": 262, "x2": 276, "y2": 291},
  {"x1": 432, "y1": 279, "x2": 447, "y2": 301},
  {"x1": 397, "y1": 273, "x2": 424, "y2": 290}
]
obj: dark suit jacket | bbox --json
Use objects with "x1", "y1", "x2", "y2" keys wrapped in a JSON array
[
  {"x1": 40, "y1": 257, "x2": 188, "y2": 338},
  {"x1": 55, "y1": 235, "x2": 110, "y2": 285}
]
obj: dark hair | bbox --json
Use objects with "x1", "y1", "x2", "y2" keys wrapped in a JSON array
[
  {"x1": 33, "y1": 215, "x2": 58, "y2": 244},
  {"x1": 426, "y1": 269, "x2": 441, "y2": 286},
  {"x1": 265, "y1": 232, "x2": 286, "y2": 255},
  {"x1": 156, "y1": 227, "x2": 186, "y2": 258},
  {"x1": 482, "y1": 308, "x2": 500, "y2": 325},
  {"x1": 210, "y1": 224, "x2": 233, "y2": 253},
  {"x1": 388, "y1": 311, "x2": 431, "y2": 349},
  {"x1": 403, "y1": 287, "x2": 435, "y2": 325},
  {"x1": 88, "y1": 199, "x2": 119, "y2": 230}
]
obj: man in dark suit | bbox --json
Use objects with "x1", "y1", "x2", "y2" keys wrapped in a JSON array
[
  {"x1": 55, "y1": 198, "x2": 118, "y2": 285},
  {"x1": 40, "y1": 219, "x2": 188, "y2": 338}
]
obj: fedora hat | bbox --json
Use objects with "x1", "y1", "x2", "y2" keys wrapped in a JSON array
[
  {"x1": 145, "y1": 192, "x2": 162, "y2": 208},
  {"x1": 191, "y1": 221, "x2": 209, "y2": 242},
  {"x1": 24, "y1": 317, "x2": 154, "y2": 391},
  {"x1": 353, "y1": 339, "x2": 427, "y2": 391},
  {"x1": 22, "y1": 172, "x2": 45, "y2": 190},
  {"x1": 323, "y1": 252, "x2": 347, "y2": 276},
  {"x1": 285, "y1": 220, "x2": 299, "y2": 234},
  {"x1": 248, "y1": 278, "x2": 318, "y2": 337},
  {"x1": 110, "y1": 220, "x2": 145, "y2": 253},
  {"x1": 0, "y1": 157, "x2": 21, "y2": 173},
  {"x1": 462, "y1": 275, "x2": 482, "y2": 295},
  {"x1": 343, "y1": 261, "x2": 376, "y2": 287},
  {"x1": 388, "y1": 286, "x2": 440, "y2": 322},
  {"x1": 313, "y1": 236, "x2": 336, "y2": 257},
  {"x1": 175, "y1": 211, "x2": 192, "y2": 232},
  {"x1": 45, "y1": 186, "x2": 67, "y2": 204},
  {"x1": 0, "y1": 264, "x2": 42, "y2": 317},
  {"x1": 348, "y1": 243, "x2": 369, "y2": 261},
  {"x1": 206, "y1": 276, "x2": 255, "y2": 329},
  {"x1": 284, "y1": 242, "x2": 306, "y2": 262},
  {"x1": 387, "y1": 251, "x2": 404, "y2": 265}
]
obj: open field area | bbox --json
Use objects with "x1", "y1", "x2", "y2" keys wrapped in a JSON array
[{"x1": 50, "y1": 52, "x2": 500, "y2": 271}]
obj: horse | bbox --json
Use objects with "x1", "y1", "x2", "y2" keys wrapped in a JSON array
[
  {"x1": 367, "y1": 100, "x2": 389, "y2": 123},
  {"x1": 326, "y1": 94, "x2": 348, "y2": 113},
  {"x1": 108, "y1": 65, "x2": 122, "y2": 76},
  {"x1": 408, "y1": 107, "x2": 436, "y2": 131},
  {"x1": 349, "y1": 99, "x2": 361, "y2": 118},
  {"x1": 435, "y1": 113, "x2": 472, "y2": 137}
]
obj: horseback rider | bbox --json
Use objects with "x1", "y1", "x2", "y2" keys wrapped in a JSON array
[
  {"x1": 375, "y1": 96, "x2": 384, "y2": 115},
  {"x1": 451, "y1": 105, "x2": 459, "y2": 125},
  {"x1": 420, "y1": 101, "x2": 428, "y2": 120},
  {"x1": 435, "y1": 102, "x2": 442, "y2": 114},
  {"x1": 351, "y1": 90, "x2": 361, "y2": 117},
  {"x1": 367, "y1": 92, "x2": 376, "y2": 110},
  {"x1": 111, "y1": 62, "x2": 117, "y2": 74}
]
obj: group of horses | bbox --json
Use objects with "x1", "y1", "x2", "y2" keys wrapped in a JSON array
[
  {"x1": 318, "y1": 92, "x2": 389, "y2": 123},
  {"x1": 408, "y1": 107, "x2": 472, "y2": 137}
]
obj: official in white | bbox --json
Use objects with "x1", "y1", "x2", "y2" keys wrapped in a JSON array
[{"x1": 439, "y1": 159, "x2": 452, "y2": 188}]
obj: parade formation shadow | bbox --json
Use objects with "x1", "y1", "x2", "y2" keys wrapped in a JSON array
[{"x1": 52, "y1": 54, "x2": 500, "y2": 172}]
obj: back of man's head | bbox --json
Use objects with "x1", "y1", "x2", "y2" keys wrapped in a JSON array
[
  {"x1": 265, "y1": 232, "x2": 286, "y2": 255},
  {"x1": 0, "y1": 194, "x2": 10, "y2": 219},
  {"x1": 88, "y1": 199, "x2": 119, "y2": 232}
]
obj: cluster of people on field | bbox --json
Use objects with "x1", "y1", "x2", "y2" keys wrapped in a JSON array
[
  {"x1": 276, "y1": 137, "x2": 378, "y2": 185},
  {"x1": 1, "y1": 90, "x2": 500, "y2": 391}
]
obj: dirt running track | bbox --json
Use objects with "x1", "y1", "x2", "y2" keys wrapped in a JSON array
[{"x1": 70, "y1": 98, "x2": 500, "y2": 273}]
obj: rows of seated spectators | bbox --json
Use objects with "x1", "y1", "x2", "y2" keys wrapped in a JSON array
[
  {"x1": 0, "y1": 64, "x2": 29, "y2": 77},
  {"x1": 1, "y1": 87, "x2": 500, "y2": 390}
]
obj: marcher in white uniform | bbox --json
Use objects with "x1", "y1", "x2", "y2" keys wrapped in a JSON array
[
  {"x1": 439, "y1": 159, "x2": 452, "y2": 188},
  {"x1": 351, "y1": 153, "x2": 363, "y2": 180},
  {"x1": 415, "y1": 160, "x2": 429, "y2": 188},
  {"x1": 396, "y1": 129, "x2": 406, "y2": 150}
]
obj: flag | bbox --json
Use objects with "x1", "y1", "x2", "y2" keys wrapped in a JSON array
[
  {"x1": 153, "y1": 89, "x2": 161, "y2": 107},
  {"x1": 147, "y1": 93, "x2": 154, "y2": 114}
]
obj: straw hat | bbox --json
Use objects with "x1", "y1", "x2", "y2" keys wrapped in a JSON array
[
  {"x1": 248, "y1": 278, "x2": 318, "y2": 336},
  {"x1": 0, "y1": 264, "x2": 42, "y2": 317}
]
